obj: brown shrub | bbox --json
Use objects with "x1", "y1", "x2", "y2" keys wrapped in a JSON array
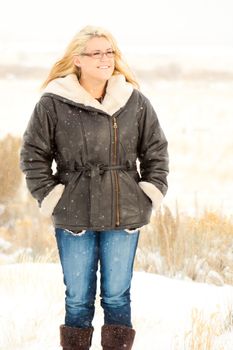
[{"x1": 0, "y1": 134, "x2": 22, "y2": 203}]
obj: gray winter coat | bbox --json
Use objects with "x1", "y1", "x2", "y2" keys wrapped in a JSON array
[{"x1": 20, "y1": 73, "x2": 169, "y2": 232}]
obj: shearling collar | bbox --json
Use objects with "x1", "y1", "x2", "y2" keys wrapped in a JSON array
[{"x1": 42, "y1": 73, "x2": 134, "y2": 116}]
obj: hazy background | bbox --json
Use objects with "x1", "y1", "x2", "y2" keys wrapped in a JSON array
[{"x1": 1, "y1": 0, "x2": 233, "y2": 53}]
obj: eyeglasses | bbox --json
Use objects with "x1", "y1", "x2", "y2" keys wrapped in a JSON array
[{"x1": 80, "y1": 50, "x2": 115, "y2": 59}]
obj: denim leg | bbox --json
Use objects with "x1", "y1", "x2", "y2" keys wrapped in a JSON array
[
  {"x1": 55, "y1": 228, "x2": 99, "y2": 328},
  {"x1": 99, "y1": 229, "x2": 140, "y2": 327}
]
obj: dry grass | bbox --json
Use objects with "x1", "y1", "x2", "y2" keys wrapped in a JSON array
[
  {"x1": 0, "y1": 134, "x2": 22, "y2": 203},
  {"x1": 0, "y1": 134, "x2": 58, "y2": 262},
  {"x1": 0, "y1": 192, "x2": 58, "y2": 264},
  {"x1": 184, "y1": 308, "x2": 224, "y2": 350},
  {"x1": 135, "y1": 206, "x2": 233, "y2": 286}
]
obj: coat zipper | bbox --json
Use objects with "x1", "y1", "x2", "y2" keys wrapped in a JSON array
[{"x1": 112, "y1": 116, "x2": 120, "y2": 226}]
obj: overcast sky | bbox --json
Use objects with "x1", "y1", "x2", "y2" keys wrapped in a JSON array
[{"x1": 0, "y1": 0, "x2": 232, "y2": 54}]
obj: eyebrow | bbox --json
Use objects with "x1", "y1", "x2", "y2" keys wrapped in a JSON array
[{"x1": 90, "y1": 48, "x2": 113, "y2": 51}]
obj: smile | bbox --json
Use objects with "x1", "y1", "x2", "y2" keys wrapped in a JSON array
[{"x1": 97, "y1": 66, "x2": 110, "y2": 69}]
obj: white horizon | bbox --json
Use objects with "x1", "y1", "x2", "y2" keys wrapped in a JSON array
[{"x1": 1, "y1": 0, "x2": 232, "y2": 55}]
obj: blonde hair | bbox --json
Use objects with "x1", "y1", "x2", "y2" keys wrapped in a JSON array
[{"x1": 40, "y1": 25, "x2": 139, "y2": 90}]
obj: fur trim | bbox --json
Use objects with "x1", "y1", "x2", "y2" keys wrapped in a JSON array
[
  {"x1": 64, "y1": 228, "x2": 87, "y2": 236},
  {"x1": 40, "y1": 184, "x2": 65, "y2": 217},
  {"x1": 42, "y1": 73, "x2": 134, "y2": 116},
  {"x1": 124, "y1": 228, "x2": 141, "y2": 234},
  {"x1": 138, "y1": 181, "x2": 164, "y2": 212}
]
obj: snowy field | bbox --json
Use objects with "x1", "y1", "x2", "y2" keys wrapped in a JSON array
[{"x1": 0, "y1": 263, "x2": 233, "y2": 349}]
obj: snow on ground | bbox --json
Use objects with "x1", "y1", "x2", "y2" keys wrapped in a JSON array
[{"x1": 0, "y1": 263, "x2": 233, "y2": 349}]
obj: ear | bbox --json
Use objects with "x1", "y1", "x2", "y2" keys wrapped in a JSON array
[{"x1": 73, "y1": 55, "x2": 81, "y2": 67}]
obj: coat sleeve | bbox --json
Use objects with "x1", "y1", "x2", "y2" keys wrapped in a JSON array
[
  {"x1": 19, "y1": 100, "x2": 59, "y2": 207},
  {"x1": 137, "y1": 97, "x2": 169, "y2": 200}
]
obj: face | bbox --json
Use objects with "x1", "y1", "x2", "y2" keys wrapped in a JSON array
[{"x1": 73, "y1": 37, "x2": 115, "y2": 83}]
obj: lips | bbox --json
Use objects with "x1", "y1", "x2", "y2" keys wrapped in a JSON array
[{"x1": 97, "y1": 66, "x2": 111, "y2": 69}]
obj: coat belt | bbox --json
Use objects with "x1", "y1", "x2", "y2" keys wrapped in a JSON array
[{"x1": 58, "y1": 160, "x2": 137, "y2": 226}]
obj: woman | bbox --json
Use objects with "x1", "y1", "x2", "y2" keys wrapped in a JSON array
[{"x1": 20, "y1": 25, "x2": 169, "y2": 350}]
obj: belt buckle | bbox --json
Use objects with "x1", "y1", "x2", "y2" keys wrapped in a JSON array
[{"x1": 85, "y1": 162, "x2": 105, "y2": 177}]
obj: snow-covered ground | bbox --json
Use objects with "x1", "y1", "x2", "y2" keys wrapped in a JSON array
[{"x1": 0, "y1": 263, "x2": 233, "y2": 349}]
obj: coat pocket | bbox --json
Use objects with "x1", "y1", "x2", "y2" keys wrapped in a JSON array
[
  {"x1": 52, "y1": 183, "x2": 70, "y2": 216},
  {"x1": 52, "y1": 172, "x2": 82, "y2": 217},
  {"x1": 128, "y1": 173, "x2": 153, "y2": 219},
  {"x1": 66, "y1": 171, "x2": 88, "y2": 225},
  {"x1": 118, "y1": 171, "x2": 141, "y2": 221}
]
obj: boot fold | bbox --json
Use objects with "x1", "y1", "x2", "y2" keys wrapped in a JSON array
[
  {"x1": 60, "y1": 324, "x2": 94, "y2": 349},
  {"x1": 101, "y1": 324, "x2": 136, "y2": 350}
]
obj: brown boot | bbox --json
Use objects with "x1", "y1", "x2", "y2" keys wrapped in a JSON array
[
  {"x1": 101, "y1": 324, "x2": 136, "y2": 350},
  {"x1": 60, "y1": 324, "x2": 94, "y2": 350}
]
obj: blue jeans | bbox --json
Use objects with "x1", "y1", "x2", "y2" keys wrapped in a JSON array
[{"x1": 55, "y1": 228, "x2": 140, "y2": 328}]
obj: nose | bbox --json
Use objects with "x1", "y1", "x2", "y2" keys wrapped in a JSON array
[{"x1": 99, "y1": 52, "x2": 109, "y2": 61}]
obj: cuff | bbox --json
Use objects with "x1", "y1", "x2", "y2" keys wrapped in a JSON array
[
  {"x1": 40, "y1": 184, "x2": 65, "y2": 217},
  {"x1": 138, "y1": 181, "x2": 164, "y2": 212}
]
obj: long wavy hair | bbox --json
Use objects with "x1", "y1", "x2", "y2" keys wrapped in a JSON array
[{"x1": 40, "y1": 25, "x2": 139, "y2": 90}]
